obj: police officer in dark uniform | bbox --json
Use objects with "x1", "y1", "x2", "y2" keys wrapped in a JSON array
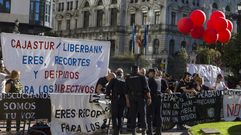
[
  {"x1": 125, "y1": 65, "x2": 151, "y2": 135},
  {"x1": 146, "y1": 69, "x2": 167, "y2": 135},
  {"x1": 106, "y1": 68, "x2": 130, "y2": 135}
]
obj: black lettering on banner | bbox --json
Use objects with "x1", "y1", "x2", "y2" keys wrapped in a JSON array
[
  {"x1": 85, "y1": 122, "x2": 100, "y2": 133},
  {"x1": 61, "y1": 123, "x2": 81, "y2": 132},
  {"x1": 78, "y1": 109, "x2": 102, "y2": 118},
  {"x1": 55, "y1": 109, "x2": 76, "y2": 118}
]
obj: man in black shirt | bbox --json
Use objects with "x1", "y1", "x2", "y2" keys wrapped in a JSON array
[
  {"x1": 95, "y1": 70, "x2": 115, "y2": 94},
  {"x1": 125, "y1": 65, "x2": 151, "y2": 135}
]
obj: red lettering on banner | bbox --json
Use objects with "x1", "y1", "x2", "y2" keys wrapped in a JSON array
[
  {"x1": 227, "y1": 104, "x2": 241, "y2": 117},
  {"x1": 54, "y1": 84, "x2": 95, "y2": 93},
  {"x1": 45, "y1": 70, "x2": 79, "y2": 79},
  {"x1": 10, "y1": 39, "x2": 54, "y2": 50}
]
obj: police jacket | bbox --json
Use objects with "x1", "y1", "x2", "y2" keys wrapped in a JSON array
[
  {"x1": 125, "y1": 73, "x2": 150, "y2": 97},
  {"x1": 106, "y1": 77, "x2": 126, "y2": 100}
]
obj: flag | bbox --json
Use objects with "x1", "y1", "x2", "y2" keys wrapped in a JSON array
[
  {"x1": 143, "y1": 25, "x2": 148, "y2": 48},
  {"x1": 131, "y1": 24, "x2": 136, "y2": 53},
  {"x1": 137, "y1": 27, "x2": 142, "y2": 48}
]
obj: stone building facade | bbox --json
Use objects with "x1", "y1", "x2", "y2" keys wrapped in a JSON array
[{"x1": 53, "y1": 0, "x2": 241, "y2": 71}]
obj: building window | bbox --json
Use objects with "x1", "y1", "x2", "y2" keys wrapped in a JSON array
[
  {"x1": 30, "y1": 0, "x2": 45, "y2": 25},
  {"x1": 110, "y1": 8, "x2": 118, "y2": 26},
  {"x1": 67, "y1": 1, "x2": 73, "y2": 10},
  {"x1": 142, "y1": 12, "x2": 147, "y2": 25},
  {"x1": 75, "y1": 0, "x2": 78, "y2": 9},
  {"x1": 182, "y1": 0, "x2": 184, "y2": 3},
  {"x1": 135, "y1": 0, "x2": 138, "y2": 3},
  {"x1": 130, "y1": 0, "x2": 133, "y2": 3},
  {"x1": 97, "y1": 10, "x2": 104, "y2": 27},
  {"x1": 66, "y1": 20, "x2": 70, "y2": 30},
  {"x1": 0, "y1": 0, "x2": 11, "y2": 13},
  {"x1": 171, "y1": 12, "x2": 176, "y2": 25},
  {"x1": 84, "y1": 1, "x2": 89, "y2": 7},
  {"x1": 75, "y1": 19, "x2": 78, "y2": 29},
  {"x1": 58, "y1": 2, "x2": 64, "y2": 11},
  {"x1": 61, "y1": 3, "x2": 64, "y2": 11},
  {"x1": 225, "y1": 6, "x2": 230, "y2": 12},
  {"x1": 57, "y1": 20, "x2": 62, "y2": 31},
  {"x1": 130, "y1": 14, "x2": 135, "y2": 25},
  {"x1": 83, "y1": 11, "x2": 90, "y2": 28},
  {"x1": 110, "y1": 40, "x2": 115, "y2": 56},
  {"x1": 129, "y1": 40, "x2": 132, "y2": 53},
  {"x1": 154, "y1": 11, "x2": 160, "y2": 24},
  {"x1": 97, "y1": 0, "x2": 103, "y2": 6},
  {"x1": 70, "y1": 1, "x2": 73, "y2": 10},
  {"x1": 45, "y1": 1, "x2": 51, "y2": 23},
  {"x1": 67, "y1": 2, "x2": 69, "y2": 10},
  {"x1": 212, "y1": 3, "x2": 218, "y2": 9},
  {"x1": 181, "y1": 41, "x2": 186, "y2": 49},
  {"x1": 183, "y1": 13, "x2": 187, "y2": 17},
  {"x1": 169, "y1": 39, "x2": 175, "y2": 55},
  {"x1": 111, "y1": 0, "x2": 117, "y2": 4},
  {"x1": 153, "y1": 39, "x2": 159, "y2": 55}
]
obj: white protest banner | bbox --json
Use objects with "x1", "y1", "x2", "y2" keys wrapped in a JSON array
[
  {"x1": 50, "y1": 93, "x2": 110, "y2": 135},
  {"x1": 187, "y1": 64, "x2": 222, "y2": 87},
  {"x1": 223, "y1": 89, "x2": 241, "y2": 121},
  {"x1": 1, "y1": 33, "x2": 110, "y2": 94}
]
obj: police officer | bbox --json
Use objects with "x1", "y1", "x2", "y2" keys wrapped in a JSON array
[
  {"x1": 125, "y1": 65, "x2": 151, "y2": 135},
  {"x1": 106, "y1": 68, "x2": 129, "y2": 135},
  {"x1": 146, "y1": 69, "x2": 167, "y2": 135}
]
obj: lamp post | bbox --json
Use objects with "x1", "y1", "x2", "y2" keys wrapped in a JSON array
[{"x1": 237, "y1": 3, "x2": 241, "y2": 33}]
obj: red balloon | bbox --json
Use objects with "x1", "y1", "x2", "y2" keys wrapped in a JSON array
[
  {"x1": 207, "y1": 19, "x2": 214, "y2": 29},
  {"x1": 218, "y1": 29, "x2": 231, "y2": 43},
  {"x1": 227, "y1": 19, "x2": 233, "y2": 32},
  {"x1": 190, "y1": 26, "x2": 205, "y2": 39},
  {"x1": 210, "y1": 10, "x2": 225, "y2": 20},
  {"x1": 203, "y1": 29, "x2": 218, "y2": 44},
  {"x1": 213, "y1": 17, "x2": 228, "y2": 32},
  {"x1": 190, "y1": 10, "x2": 206, "y2": 26},
  {"x1": 177, "y1": 17, "x2": 194, "y2": 34}
]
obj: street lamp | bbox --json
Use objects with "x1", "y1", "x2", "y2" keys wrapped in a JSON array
[{"x1": 237, "y1": 3, "x2": 241, "y2": 33}]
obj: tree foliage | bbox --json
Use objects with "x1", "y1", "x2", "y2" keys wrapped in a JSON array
[
  {"x1": 167, "y1": 48, "x2": 188, "y2": 80},
  {"x1": 222, "y1": 33, "x2": 241, "y2": 79},
  {"x1": 195, "y1": 46, "x2": 221, "y2": 65}
]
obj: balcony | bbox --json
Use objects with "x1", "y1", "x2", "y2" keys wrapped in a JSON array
[{"x1": 165, "y1": 24, "x2": 178, "y2": 33}]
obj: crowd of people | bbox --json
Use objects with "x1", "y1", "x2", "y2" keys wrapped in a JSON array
[
  {"x1": 0, "y1": 57, "x2": 231, "y2": 134},
  {"x1": 95, "y1": 65, "x2": 230, "y2": 135}
]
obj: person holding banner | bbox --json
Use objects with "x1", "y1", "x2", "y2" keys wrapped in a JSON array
[
  {"x1": 211, "y1": 74, "x2": 229, "y2": 91},
  {"x1": 125, "y1": 65, "x2": 151, "y2": 135},
  {"x1": 106, "y1": 68, "x2": 129, "y2": 135},
  {"x1": 5, "y1": 70, "x2": 23, "y2": 132},
  {"x1": 0, "y1": 59, "x2": 10, "y2": 93}
]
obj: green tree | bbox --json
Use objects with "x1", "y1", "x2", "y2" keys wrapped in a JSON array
[
  {"x1": 167, "y1": 48, "x2": 188, "y2": 79},
  {"x1": 222, "y1": 33, "x2": 241, "y2": 80},
  {"x1": 195, "y1": 46, "x2": 221, "y2": 66}
]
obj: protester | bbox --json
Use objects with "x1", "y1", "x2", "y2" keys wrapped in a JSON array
[
  {"x1": 0, "y1": 59, "x2": 10, "y2": 93},
  {"x1": 192, "y1": 73, "x2": 210, "y2": 91},
  {"x1": 236, "y1": 81, "x2": 241, "y2": 89},
  {"x1": 5, "y1": 70, "x2": 23, "y2": 132},
  {"x1": 95, "y1": 69, "x2": 115, "y2": 94},
  {"x1": 125, "y1": 65, "x2": 151, "y2": 135},
  {"x1": 106, "y1": 68, "x2": 129, "y2": 135},
  {"x1": 5, "y1": 70, "x2": 23, "y2": 93},
  {"x1": 211, "y1": 74, "x2": 229, "y2": 91}
]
